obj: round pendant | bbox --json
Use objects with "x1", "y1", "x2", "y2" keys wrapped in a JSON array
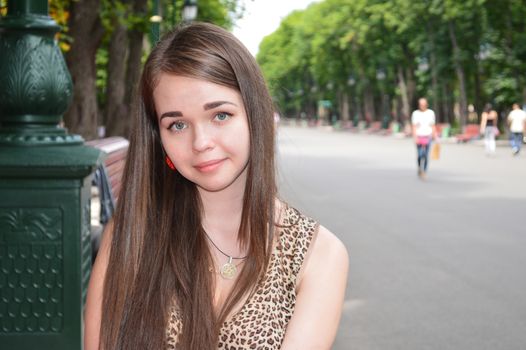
[{"x1": 220, "y1": 261, "x2": 237, "y2": 279}]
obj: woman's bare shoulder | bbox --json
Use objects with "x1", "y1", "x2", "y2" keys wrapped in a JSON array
[
  {"x1": 296, "y1": 223, "x2": 348, "y2": 289},
  {"x1": 281, "y1": 224, "x2": 348, "y2": 349},
  {"x1": 312, "y1": 225, "x2": 348, "y2": 267}
]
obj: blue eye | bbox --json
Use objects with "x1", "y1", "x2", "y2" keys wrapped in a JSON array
[
  {"x1": 169, "y1": 120, "x2": 187, "y2": 132},
  {"x1": 214, "y1": 112, "x2": 232, "y2": 122}
]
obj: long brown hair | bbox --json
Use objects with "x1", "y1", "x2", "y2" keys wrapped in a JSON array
[{"x1": 100, "y1": 23, "x2": 277, "y2": 349}]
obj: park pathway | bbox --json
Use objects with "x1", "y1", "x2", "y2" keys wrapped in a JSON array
[{"x1": 276, "y1": 125, "x2": 526, "y2": 350}]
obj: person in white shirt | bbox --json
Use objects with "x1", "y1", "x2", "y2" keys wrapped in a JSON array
[
  {"x1": 507, "y1": 103, "x2": 526, "y2": 155},
  {"x1": 411, "y1": 98, "x2": 437, "y2": 179}
]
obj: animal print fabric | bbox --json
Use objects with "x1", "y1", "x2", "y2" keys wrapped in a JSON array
[{"x1": 166, "y1": 207, "x2": 318, "y2": 349}]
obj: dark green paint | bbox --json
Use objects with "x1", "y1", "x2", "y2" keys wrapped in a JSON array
[{"x1": 0, "y1": 1, "x2": 103, "y2": 349}]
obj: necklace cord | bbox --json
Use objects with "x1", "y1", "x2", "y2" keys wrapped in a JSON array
[{"x1": 204, "y1": 231, "x2": 248, "y2": 260}]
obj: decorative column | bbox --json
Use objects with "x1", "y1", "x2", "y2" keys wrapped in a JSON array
[{"x1": 0, "y1": 1, "x2": 103, "y2": 349}]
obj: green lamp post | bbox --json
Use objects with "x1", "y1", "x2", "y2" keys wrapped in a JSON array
[
  {"x1": 181, "y1": 0, "x2": 198, "y2": 23},
  {"x1": 0, "y1": 0, "x2": 103, "y2": 349},
  {"x1": 150, "y1": 0, "x2": 198, "y2": 45}
]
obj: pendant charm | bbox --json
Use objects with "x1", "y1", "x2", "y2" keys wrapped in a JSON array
[{"x1": 220, "y1": 256, "x2": 237, "y2": 279}]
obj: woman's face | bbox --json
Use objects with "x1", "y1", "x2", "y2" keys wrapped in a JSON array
[{"x1": 154, "y1": 74, "x2": 250, "y2": 194}]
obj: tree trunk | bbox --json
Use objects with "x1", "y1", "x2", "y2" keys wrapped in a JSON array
[
  {"x1": 430, "y1": 49, "x2": 440, "y2": 122},
  {"x1": 448, "y1": 21, "x2": 468, "y2": 128},
  {"x1": 105, "y1": 0, "x2": 148, "y2": 137},
  {"x1": 474, "y1": 58, "x2": 482, "y2": 121},
  {"x1": 363, "y1": 86, "x2": 375, "y2": 124},
  {"x1": 397, "y1": 66, "x2": 410, "y2": 123},
  {"x1": 106, "y1": 0, "x2": 148, "y2": 137},
  {"x1": 405, "y1": 66, "x2": 416, "y2": 111},
  {"x1": 64, "y1": 0, "x2": 105, "y2": 140},
  {"x1": 394, "y1": 95, "x2": 402, "y2": 122},
  {"x1": 307, "y1": 101, "x2": 316, "y2": 120},
  {"x1": 428, "y1": 24, "x2": 440, "y2": 118},
  {"x1": 441, "y1": 80, "x2": 455, "y2": 125},
  {"x1": 125, "y1": 13, "x2": 146, "y2": 106},
  {"x1": 441, "y1": 82, "x2": 448, "y2": 124},
  {"x1": 104, "y1": 15, "x2": 129, "y2": 137},
  {"x1": 340, "y1": 90, "x2": 350, "y2": 121},
  {"x1": 355, "y1": 93, "x2": 363, "y2": 123},
  {"x1": 448, "y1": 82, "x2": 455, "y2": 124}
]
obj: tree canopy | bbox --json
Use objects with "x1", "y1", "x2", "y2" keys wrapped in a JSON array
[{"x1": 257, "y1": 0, "x2": 526, "y2": 129}]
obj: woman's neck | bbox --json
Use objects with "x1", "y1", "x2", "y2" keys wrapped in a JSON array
[{"x1": 198, "y1": 184, "x2": 244, "y2": 240}]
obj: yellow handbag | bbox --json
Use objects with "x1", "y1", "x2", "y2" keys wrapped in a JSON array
[{"x1": 431, "y1": 143, "x2": 441, "y2": 160}]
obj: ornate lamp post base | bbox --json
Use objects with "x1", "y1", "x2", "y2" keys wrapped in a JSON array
[{"x1": 0, "y1": 1, "x2": 103, "y2": 349}]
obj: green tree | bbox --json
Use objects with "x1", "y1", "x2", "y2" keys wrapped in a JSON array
[
  {"x1": 482, "y1": 0, "x2": 526, "y2": 108},
  {"x1": 258, "y1": 0, "x2": 526, "y2": 129}
]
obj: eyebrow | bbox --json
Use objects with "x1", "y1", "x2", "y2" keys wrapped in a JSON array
[
  {"x1": 159, "y1": 111, "x2": 183, "y2": 120},
  {"x1": 159, "y1": 101, "x2": 237, "y2": 121},
  {"x1": 203, "y1": 101, "x2": 237, "y2": 110}
]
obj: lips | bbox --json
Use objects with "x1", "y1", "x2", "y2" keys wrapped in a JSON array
[{"x1": 194, "y1": 158, "x2": 226, "y2": 172}]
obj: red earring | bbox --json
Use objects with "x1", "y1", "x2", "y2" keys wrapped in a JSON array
[{"x1": 165, "y1": 156, "x2": 176, "y2": 171}]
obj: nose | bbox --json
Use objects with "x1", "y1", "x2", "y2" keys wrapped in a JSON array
[{"x1": 192, "y1": 124, "x2": 214, "y2": 152}]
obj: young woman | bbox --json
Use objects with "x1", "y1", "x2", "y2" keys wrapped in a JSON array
[
  {"x1": 84, "y1": 22, "x2": 348, "y2": 350},
  {"x1": 411, "y1": 97, "x2": 437, "y2": 179},
  {"x1": 479, "y1": 103, "x2": 499, "y2": 155}
]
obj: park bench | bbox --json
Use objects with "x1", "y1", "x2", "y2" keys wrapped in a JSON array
[
  {"x1": 366, "y1": 121, "x2": 382, "y2": 133},
  {"x1": 349, "y1": 120, "x2": 364, "y2": 133},
  {"x1": 455, "y1": 124, "x2": 480, "y2": 142},
  {"x1": 340, "y1": 120, "x2": 354, "y2": 130},
  {"x1": 86, "y1": 137, "x2": 129, "y2": 261},
  {"x1": 435, "y1": 123, "x2": 451, "y2": 138},
  {"x1": 379, "y1": 122, "x2": 394, "y2": 136}
]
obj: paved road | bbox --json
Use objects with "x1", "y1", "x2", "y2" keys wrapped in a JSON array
[{"x1": 276, "y1": 125, "x2": 526, "y2": 350}]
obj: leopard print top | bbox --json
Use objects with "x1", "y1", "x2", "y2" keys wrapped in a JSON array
[{"x1": 166, "y1": 207, "x2": 319, "y2": 349}]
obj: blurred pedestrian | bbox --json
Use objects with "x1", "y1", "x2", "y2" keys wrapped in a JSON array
[
  {"x1": 479, "y1": 103, "x2": 499, "y2": 155},
  {"x1": 507, "y1": 103, "x2": 526, "y2": 155},
  {"x1": 411, "y1": 98, "x2": 437, "y2": 179}
]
